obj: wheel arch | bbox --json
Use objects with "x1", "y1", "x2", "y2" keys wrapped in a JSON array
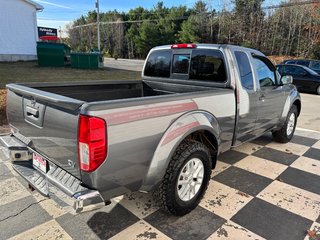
[
  {"x1": 139, "y1": 111, "x2": 221, "y2": 192},
  {"x1": 280, "y1": 88, "x2": 301, "y2": 123},
  {"x1": 293, "y1": 99, "x2": 301, "y2": 116},
  {"x1": 184, "y1": 130, "x2": 219, "y2": 168}
]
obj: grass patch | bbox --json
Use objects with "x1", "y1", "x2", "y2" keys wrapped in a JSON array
[
  {"x1": 0, "y1": 89, "x2": 7, "y2": 126},
  {"x1": 0, "y1": 61, "x2": 142, "y2": 127},
  {"x1": 0, "y1": 61, "x2": 141, "y2": 87}
]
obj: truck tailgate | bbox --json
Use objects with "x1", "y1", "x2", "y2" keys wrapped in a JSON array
[{"x1": 6, "y1": 84, "x2": 84, "y2": 179}]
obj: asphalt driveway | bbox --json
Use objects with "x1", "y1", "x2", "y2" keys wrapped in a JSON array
[{"x1": 0, "y1": 129, "x2": 319, "y2": 240}]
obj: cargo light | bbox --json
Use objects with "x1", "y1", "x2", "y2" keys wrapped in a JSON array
[
  {"x1": 171, "y1": 43, "x2": 197, "y2": 49},
  {"x1": 78, "y1": 115, "x2": 107, "y2": 172}
]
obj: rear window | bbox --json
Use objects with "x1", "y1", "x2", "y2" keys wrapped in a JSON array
[
  {"x1": 144, "y1": 48, "x2": 227, "y2": 82},
  {"x1": 144, "y1": 50, "x2": 171, "y2": 78},
  {"x1": 172, "y1": 54, "x2": 190, "y2": 74}
]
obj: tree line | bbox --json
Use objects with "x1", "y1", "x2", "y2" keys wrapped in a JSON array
[{"x1": 66, "y1": 0, "x2": 320, "y2": 59}]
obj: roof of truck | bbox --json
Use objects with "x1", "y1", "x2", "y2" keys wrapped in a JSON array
[{"x1": 151, "y1": 44, "x2": 264, "y2": 56}]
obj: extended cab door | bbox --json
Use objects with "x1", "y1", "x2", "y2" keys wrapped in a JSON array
[
  {"x1": 253, "y1": 55, "x2": 287, "y2": 134},
  {"x1": 233, "y1": 51, "x2": 260, "y2": 144}
]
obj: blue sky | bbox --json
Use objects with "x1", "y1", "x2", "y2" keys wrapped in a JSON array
[
  {"x1": 36, "y1": 0, "x2": 199, "y2": 30},
  {"x1": 35, "y1": 0, "x2": 279, "y2": 31}
]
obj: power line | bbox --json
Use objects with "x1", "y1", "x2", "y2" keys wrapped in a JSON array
[{"x1": 70, "y1": 16, "x2": 189, "y2": 29}]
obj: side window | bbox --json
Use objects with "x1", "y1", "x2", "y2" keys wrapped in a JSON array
[
  {"x1": 235, "y1": 51, "x2": 254, "y2": 90},
  {"x1": 172, "y1": 54, "x2": 190, "y2": 74},
  {"x1": 295, "y1": 67, "x2": 307, "y2": 76},
  {"x1": 190, "y1": 49, "x2": 227, "y2": 82},
  {"x1": 283, "y1": 65, "x2": 297, "y2": 75},
  {"x1": 254, "y1": 58, "x2": 276, "y2": 87},
  {"x1": 144, "y1": 50, "x2": 171, "y2": 78}
]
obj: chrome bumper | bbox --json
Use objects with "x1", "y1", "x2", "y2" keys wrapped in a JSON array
[
  {"x1": 0, "y1": 135, "x2": 106, "y2": 214},
  {"x1": 48, "y1": 180, "x2": 106, "y2": 214}
]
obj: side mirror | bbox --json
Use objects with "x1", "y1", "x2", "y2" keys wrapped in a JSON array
[{"x1": 281, "y1": 75, "x2": 293, "y2": 85}]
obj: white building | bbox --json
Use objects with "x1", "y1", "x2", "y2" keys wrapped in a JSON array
[{"x1": 0, "y1": 0, "x2": 43, "y2": 61}]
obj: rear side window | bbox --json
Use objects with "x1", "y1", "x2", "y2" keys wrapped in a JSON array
[
  {"x1": 144, "y1": 50, "x2": 171, "y2": 78},
  {"x1": 235, "y1": 51, "x2": 254, "y2": 90},
  {"x1": 190, "y1": 49, "x2": 227, "y2": 82}
]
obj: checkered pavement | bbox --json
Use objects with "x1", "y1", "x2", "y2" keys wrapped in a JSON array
[{"x1": 0, "y1": 128, "x2": 319, "y2": 240}]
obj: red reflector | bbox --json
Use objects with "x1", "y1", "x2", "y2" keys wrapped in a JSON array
[
  {"x1": 78, "y1": 115, "x2": 107, "y2": 172},
  {"x1": 171, "y1": 43, "x2": 197, "y2": 49}
]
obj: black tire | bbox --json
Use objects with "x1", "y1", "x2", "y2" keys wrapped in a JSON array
[
  {"x1": 272, "y1": 105, "x2": 298, "y2": 143},
  {"x1": 156, "y1": 140, "x2": 211, "y2": 216},
  {"x1": 317, "y1": 85, "x2": 320, "y2": 95}
]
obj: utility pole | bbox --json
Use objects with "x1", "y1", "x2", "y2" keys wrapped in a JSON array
[
  {"x1": 59, "y1": 26, "x2": 62, "y2": 42},
  {"x1": 96, "y1": 0, "x2": 101, "y2": 52}
]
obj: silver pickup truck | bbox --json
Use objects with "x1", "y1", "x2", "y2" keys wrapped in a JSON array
[{"x1": 1, "y1": 44, "x2": 301, "y2": 216}]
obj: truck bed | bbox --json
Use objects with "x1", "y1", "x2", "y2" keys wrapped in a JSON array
[
  {"x1": 33, "y1": 81, "x2": 164, "y2": 102},
  {"x1": 6, "y1": 80, "x2": 218, "y2": 180},
  {"x1": 30, "y1": 80, "x2": 212, "y2": 102}
]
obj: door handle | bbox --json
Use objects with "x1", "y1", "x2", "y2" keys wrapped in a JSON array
[{"x1": 26, "y1": 106, "x2": 39, "y2": 118}]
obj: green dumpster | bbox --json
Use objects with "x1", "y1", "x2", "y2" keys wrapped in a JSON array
[
  {"x1": 70, "y1": 52, "x2": 103, "y2": 69},
  {"x1": 37, "y1": 42, "x2": 70, "y2": 67}
]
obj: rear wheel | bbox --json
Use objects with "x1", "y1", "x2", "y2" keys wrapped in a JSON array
[
  {"x1": 156, "y1": 140, "x2": 211, "y2": 216},
  {"x1": 272, "y1": 105, "x2": 298, "y2": 143},
  {"x1": 317, "y1": 85, "x2": 320, "y2": 95}
]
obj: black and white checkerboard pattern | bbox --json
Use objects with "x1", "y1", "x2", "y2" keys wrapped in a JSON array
[{"x1": 0, "y1": 129, "x2": 319, "y2": 240}]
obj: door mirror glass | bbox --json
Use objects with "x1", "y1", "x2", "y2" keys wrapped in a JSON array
[{"x1": 281, "y1": 75, "x2": 293, "y2": 85}]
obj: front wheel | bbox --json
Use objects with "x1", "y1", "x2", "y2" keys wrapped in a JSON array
[
  {"x1": 316, "y1": 85, "x2": 320, "y2": 95},
  {"x1": 272, "y1": 105, "x2": 298, "y2": 143},
  {"x1": 156, "y1": 140, "x2": 211, "y2": 216}
]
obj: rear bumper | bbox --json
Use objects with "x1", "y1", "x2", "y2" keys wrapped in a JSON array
[{"x1": 0, "y1": 135, "x2": 105, "y2": 214}]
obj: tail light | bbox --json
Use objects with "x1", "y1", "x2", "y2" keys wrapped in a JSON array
[
  {"x1": 171, "y1": 43, "x2": 196, "y2": 49},
  {"x1": 78, "y1": 115, "x2": 107, "y2": 172}
]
